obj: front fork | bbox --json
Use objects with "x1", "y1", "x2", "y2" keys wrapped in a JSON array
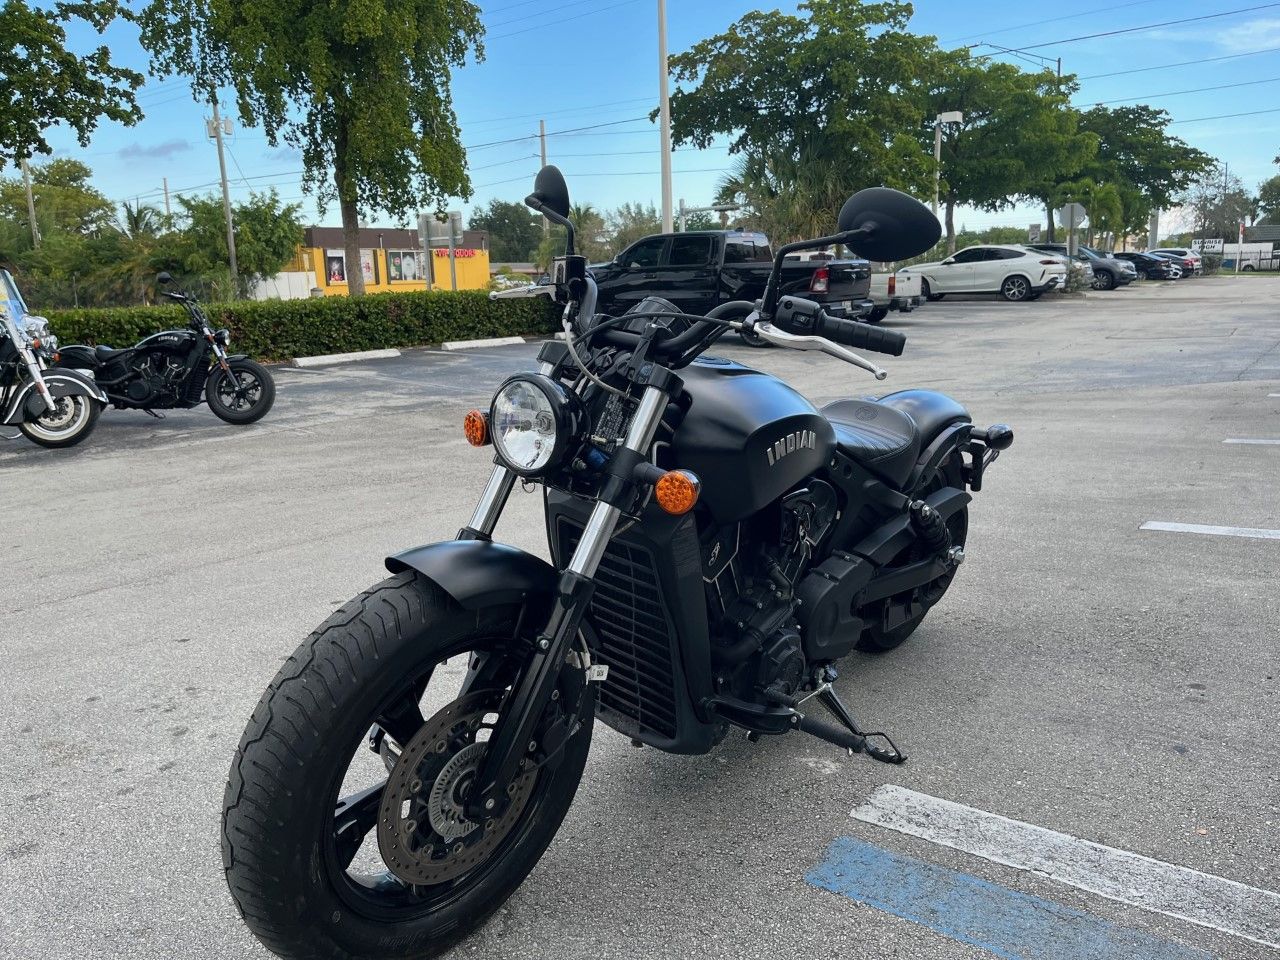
[
  {"x1": 462, "y1": 383, "x2": 669, "y2": 820},
  {"x1": 22, "y1": 349, "x2": 58, "y2": 415}
]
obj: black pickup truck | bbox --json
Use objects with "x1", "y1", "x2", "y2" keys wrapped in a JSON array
[{"x1": 589, "y1": 230, "x2": 872, "y2": 324}]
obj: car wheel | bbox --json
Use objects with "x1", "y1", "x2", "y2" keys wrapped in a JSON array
[
  {"x1": 1000, "y1": 275, "x2": 1031, "y2": 302},
  {"x1": 1094, "y1": 271, "x2": 1114, "y2": 290},
  {"x1": 1243, "y1": 264, "x2": 1256, "y2": 272},
  {"x1": 922, "y1": 280, "x2": 944, "y2": 302}
]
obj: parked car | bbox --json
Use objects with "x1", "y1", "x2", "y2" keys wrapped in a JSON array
[
  {"x1": 1027, "y1": 243, "x2": 1136, "y2": 290},
  {"x1": 865, "y1": 267, "x2": 923, "y2": 323},
  {"x1": 1148, "y1": 248, "x2": 1202, "y2": 276},
  {"x1": 914, "y1": 244, "x2": 1066, "y2": 302},
  {"x1": 1147, "y1": 251, "x2": 1192, "y2": 278},
  {"x1": 1112, "y1": 251, "x2": 1177, "y2": 280},
  {"x1": 590, "y1": 231, "x2": 871, "y2": 329}
]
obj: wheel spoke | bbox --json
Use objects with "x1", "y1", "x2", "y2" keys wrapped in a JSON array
[{"x1": 333, "y1": 780, "x2": 386, "y2": 869}]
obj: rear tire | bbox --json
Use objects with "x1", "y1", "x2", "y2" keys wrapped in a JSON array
[
  {"x1": 1000, "y1": 275, "x2": 1031, "y2": 302},
  {"x1": 222, "y1": 572, "x2": 593, "y2": 960},
  {"x1": 207, "y1": 358, "x2": 275, "y2": 424},
  {"x1": 19, "y1": 396, "x2": 101, "y2": 448},
  {"x1": 858, "y1": 454, "x2": 967, "y2": 653},
  {"x1": 865, "y1": 307, "x2": 889, "y2": 324},
  {"x1": 922, "y1": 280, "x2": 944, "y2": 302}
]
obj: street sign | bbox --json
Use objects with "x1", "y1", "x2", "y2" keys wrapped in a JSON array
[
  {"x1": 1028, "y1": 224, "x2": 1041, "y2": 243},
  {"x1": 1056, "y1": 203, "x2": 1087, "y2": 230}
]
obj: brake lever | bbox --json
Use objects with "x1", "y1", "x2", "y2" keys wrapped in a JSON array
[{"x1": 734, "y1": 321, "x2": 888, "y2": 380}]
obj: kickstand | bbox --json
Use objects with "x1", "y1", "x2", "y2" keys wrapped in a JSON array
[
  {"x1": 143, "y1": 409, "x2": 165, "y2": 420},
  {"x1": 775, "y1": 678, "x2": 905, "y2": 764}
]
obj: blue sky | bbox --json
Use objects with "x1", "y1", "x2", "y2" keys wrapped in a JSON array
[{"x1": 18, "y1": 0, "x2": 1280, "y2": 235}]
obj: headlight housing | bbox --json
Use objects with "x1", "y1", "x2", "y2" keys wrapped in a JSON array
[
  {"x1": 214, "y1": 328, "x2": 231, "y2": 346},
  {"x1": 489, "y1": 374, "x2": 584, "y2": 477}
]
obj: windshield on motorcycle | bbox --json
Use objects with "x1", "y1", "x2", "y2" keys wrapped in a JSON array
[{"x1": 0, "y1": 269, "x2": 29, "y2": 343}]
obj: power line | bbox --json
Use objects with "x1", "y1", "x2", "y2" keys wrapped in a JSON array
[
  {"x1": 465, "y1": 116, "x2": 651, "y2": 151},
  {"x1": 947, "y1": 0, "x2": 1164, "y2": 44},
  {"x1": 1075, "y1": 76, "x2": 1280, "y2": 107},
  {"x1": 487, "y1": 0, "x2": 642, "y2": 40},
  {"x1": 485, "y1": 0, "x2": 597, "y2": 30},
  {"x1": 1077, "y1": 45, "x2": 1280, "y2": 80},
  {"x1": 1005, "y1": 3, "x2": 1280, "y2": 52},
  {"x1": 465, "y1": 97, "x2": 654, "y2": 128},
  {"x1": 1168, "y1": 107, "x2": 1280, "y2": 124}
]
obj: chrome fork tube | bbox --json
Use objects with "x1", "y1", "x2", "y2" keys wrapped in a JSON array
[
  {"x1": 23, "y1": 350, "x2": 57, "y2": 414},
  {"x1": 462, "y1": 361, "x2": 558, "y2": 538},
  {"x1": 566, "y1": 384, "x2": 667, "y2": 577}
]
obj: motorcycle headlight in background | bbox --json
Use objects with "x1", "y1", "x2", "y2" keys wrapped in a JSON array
[
  {"x1": 489, "y1": 374, "x2": 583, "y2": 477},
  {"x1": 214, "y1": 328, "x2": 231, "y2": 346}
]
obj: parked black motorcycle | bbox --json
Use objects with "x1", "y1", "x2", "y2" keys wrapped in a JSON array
[
  {"x1": 1, "y1": 268, "x2": 107, "y2": 448},
  {"x1": 222, "y1": 167, "x2": 1013, "y2": 960},
  {"x1": 55, "y1": 274, "x2": 275, "y2": 424}
]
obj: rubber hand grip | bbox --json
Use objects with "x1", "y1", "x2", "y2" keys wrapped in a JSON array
[{"x1": 815, "y1": 314, "x2": 907, "y2": 356}]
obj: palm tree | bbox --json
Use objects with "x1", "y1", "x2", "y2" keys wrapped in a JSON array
[{"x1": 115, "y1": 201, "x2": 165, "y2": 239}]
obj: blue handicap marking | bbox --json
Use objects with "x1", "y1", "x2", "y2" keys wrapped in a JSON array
[{"x1": 806, "y1": 837, "x2": 1215, "y2": 960}]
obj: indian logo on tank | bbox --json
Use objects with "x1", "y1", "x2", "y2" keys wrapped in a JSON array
[{"x1": 766, "y1": 429, "x2": 817, "y2": 467}]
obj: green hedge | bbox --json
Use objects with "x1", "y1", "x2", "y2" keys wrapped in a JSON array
[{"x1": 46, "y1": 290, "x2": 560, "y2": 363}]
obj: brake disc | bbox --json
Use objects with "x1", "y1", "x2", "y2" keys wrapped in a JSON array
[{"x1": 376, "y1": 691, "x2": 537, "y2": 886}]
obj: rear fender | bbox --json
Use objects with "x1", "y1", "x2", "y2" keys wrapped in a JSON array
[{"x1": 385, "y1": 540, "x2": 557, "y2": 611}]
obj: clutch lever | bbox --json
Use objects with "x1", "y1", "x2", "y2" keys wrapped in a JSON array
[{"x1": 734, "y1": 321, "x2": 889, "y2": 380}]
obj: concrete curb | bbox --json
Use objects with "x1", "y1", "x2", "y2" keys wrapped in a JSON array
[
  {"x1": 440, "y1": 336, "x2": 527, "y2": 351},
  {"x1": 293, "y1": 348, "x2": 401, "y2": 368}
]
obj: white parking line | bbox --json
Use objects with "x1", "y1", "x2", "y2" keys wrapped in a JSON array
[
  {"x1": 852, "y1": 785, "x2": 1280, "y2": 950},
  {"x1": 1140, "y1": 521, "x2": 1280, "y2": 540},
  {"x1": 1223, "y1": 438, "x2": 1280, "y2": 445}
]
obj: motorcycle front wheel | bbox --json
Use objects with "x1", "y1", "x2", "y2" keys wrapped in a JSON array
[
  {"x1": 206, "y1": 359, "x2": 275, "y2": 424},
  {"x1": 19, "y1": 395, "x2": 102, "y2": 448},
  {"x1": 222, "y1": 571, "x2": 594, "y2": 960}
]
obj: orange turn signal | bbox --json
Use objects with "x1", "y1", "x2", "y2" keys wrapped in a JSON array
[
  {"x1": 463, "y1": 409, "x2": 490, "y2": 447},
  {"x1": 655, "y1": 469, "x2": 700, "y2": 515}
]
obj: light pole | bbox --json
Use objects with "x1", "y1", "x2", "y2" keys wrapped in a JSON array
[
  {"x1": 932, "y1": 110, "x2": 963, "y2": 217},
  {"x1": 658, "y1": 0, "x2": 674, "y2": 233}
]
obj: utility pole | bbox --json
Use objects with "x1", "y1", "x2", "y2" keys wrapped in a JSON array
[
  {"x1": 210, "y1": 95, "x2": 239, "y2": 291},
  {"x1": 20, "y1": 159, "x2": 40, "y2": 248},
  {"x1": 657, "y1": 0, "x2": 674, "y2": 233},
  {"x1": 163, "y1": 177, "x2": 172, "y2": 218},
  {"x1": 539, "y1": 119, "x2": 549, "y2": 237}
]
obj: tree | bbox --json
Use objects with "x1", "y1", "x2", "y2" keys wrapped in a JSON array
[
  {"x1": 680, "y1": 210, "x2": 719, "y2": 231},
  {"x1": 926, "y1": 53, "x2": 1091, "y2": 252},
  {"x1": 1257, "y1": 174, "x2": 1280, "y2": 223},
  {"x1": 116, "y1": 201, "x2": 166, "y2": 239},
  {"x1": 173, "y1": 189, "x2": 304, "y2": 291},
  {"x1": 468, "y1": 199, "x2": 541, "y2": 263},
  {"x1": 668, "y1": 0, "x2": 936, "y2": 239},
  {"x1": 141, "y1": 0, "x2": 484, "y2": 295},
  {"x1": 0, "y1": 158, "x2": 115, "y2": 237},
  {"x1": 607, "y1": 202, "x2": 662, "y2": 255},
  {"x1": 1179, "y1": 163, "x2": 1256, "y2": 240},
  {"x1": 0, "y1": 1, "x2": 142, "y2": 165}
]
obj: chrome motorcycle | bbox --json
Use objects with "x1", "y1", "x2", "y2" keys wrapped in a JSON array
[
  {"x1": 222, "y1": 167, "x2": 1013, "y2": 959},
  {"x1": 1, "y1": 269, "x2": 107, "y2": 448}
]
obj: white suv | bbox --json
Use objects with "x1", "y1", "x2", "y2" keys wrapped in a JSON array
[
  {"x1": 915, "y1": 244, "x2": 1068, "y2": 302},
  {"x1": 1148, "y1": 248, "x2": 1203, "y2": 276}
]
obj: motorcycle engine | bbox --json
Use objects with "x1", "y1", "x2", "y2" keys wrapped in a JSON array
[{"x1": 127, "y1": 353, "x2": 186, "y2": 405}]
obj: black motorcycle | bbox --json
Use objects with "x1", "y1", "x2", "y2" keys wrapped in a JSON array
[
  {"x1": 222, "y1": 167, "x2": 1013, "y2": 960},
  {"x1": 55, "y1": 273, "x2": 275, "y2": 424}
]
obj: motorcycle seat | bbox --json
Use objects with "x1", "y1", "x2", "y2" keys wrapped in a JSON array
[
  {"x1": 877, "y1": 389, "x2": 971, "y2": 442},
  {"x1": 822, "y1": 399, "x2": 921, "y2": 488},
  {"x1": 94, "y1": 344, "x2": 130, "y2": 362}
]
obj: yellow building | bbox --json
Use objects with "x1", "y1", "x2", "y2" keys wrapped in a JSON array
[{"x1": 290, "y1": 227, "x2": 491, "y2": 296}]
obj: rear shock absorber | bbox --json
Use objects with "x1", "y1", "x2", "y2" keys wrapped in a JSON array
[{"x1": 908, "y1": 500, "x2": 953, "y2": 556}]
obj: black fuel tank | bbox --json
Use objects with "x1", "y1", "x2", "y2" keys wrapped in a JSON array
[
  {"x1": 137, "y1": 328, "x2": 196, "y2": 354},
  {"x1": 672, "y1": 357, "x2": 835, "y2": 524}
]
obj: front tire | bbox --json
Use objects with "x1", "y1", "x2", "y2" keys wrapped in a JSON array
[
  {"x1": 922, "y1": 280, "x2": 944, "y2": 302},
  {"x1": 1094, "y1": 270, "x2": 1115, "y2": 290},
  {"x1": 222, "y1": 572, "x2": 593, "y2": 960},
  {"x1": 207, "y1": 358, "x2": 275, "y2": 424},
  {"x1": 19, "y1": 396, "x2": 102, "y2": 448}
]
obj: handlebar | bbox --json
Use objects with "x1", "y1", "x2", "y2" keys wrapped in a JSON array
[{"x1": 813, "y1": 313, "x2": 906, "y2": 357}]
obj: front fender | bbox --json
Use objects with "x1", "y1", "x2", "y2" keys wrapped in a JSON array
[
  {"x1": 385, "y1": 540, "x2": 557, "y2": 610},
  {"x1": 2, "y1": 370, "x2": 107, "y2": 425}
]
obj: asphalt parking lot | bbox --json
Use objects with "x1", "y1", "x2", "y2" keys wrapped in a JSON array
[{"x1": 2, "y1": 275, "x2": 1278, "y2": 960}]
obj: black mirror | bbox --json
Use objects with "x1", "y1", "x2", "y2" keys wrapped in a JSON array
[
  {"x1": 837, "y1": 187, "x2": 941, "y2": 262},
  {"x1": 156, "y1": 271, "x2": 173, "y2": 285},
  {"x1": 529, "y1": 165, "x2": 570, "y2": 219}
]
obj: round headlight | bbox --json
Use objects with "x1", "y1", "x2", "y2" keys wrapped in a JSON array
[
  {"x1": 490, "y1": 375, "x2": 582, "y2": 477},
  {"x1": 214, "y1": 328, "x2": 231, "y2": 346}
]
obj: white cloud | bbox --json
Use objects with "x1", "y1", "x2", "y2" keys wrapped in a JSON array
[{"x1": 1215, "y1": 17, "x2": 1280, "y2": 52}]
